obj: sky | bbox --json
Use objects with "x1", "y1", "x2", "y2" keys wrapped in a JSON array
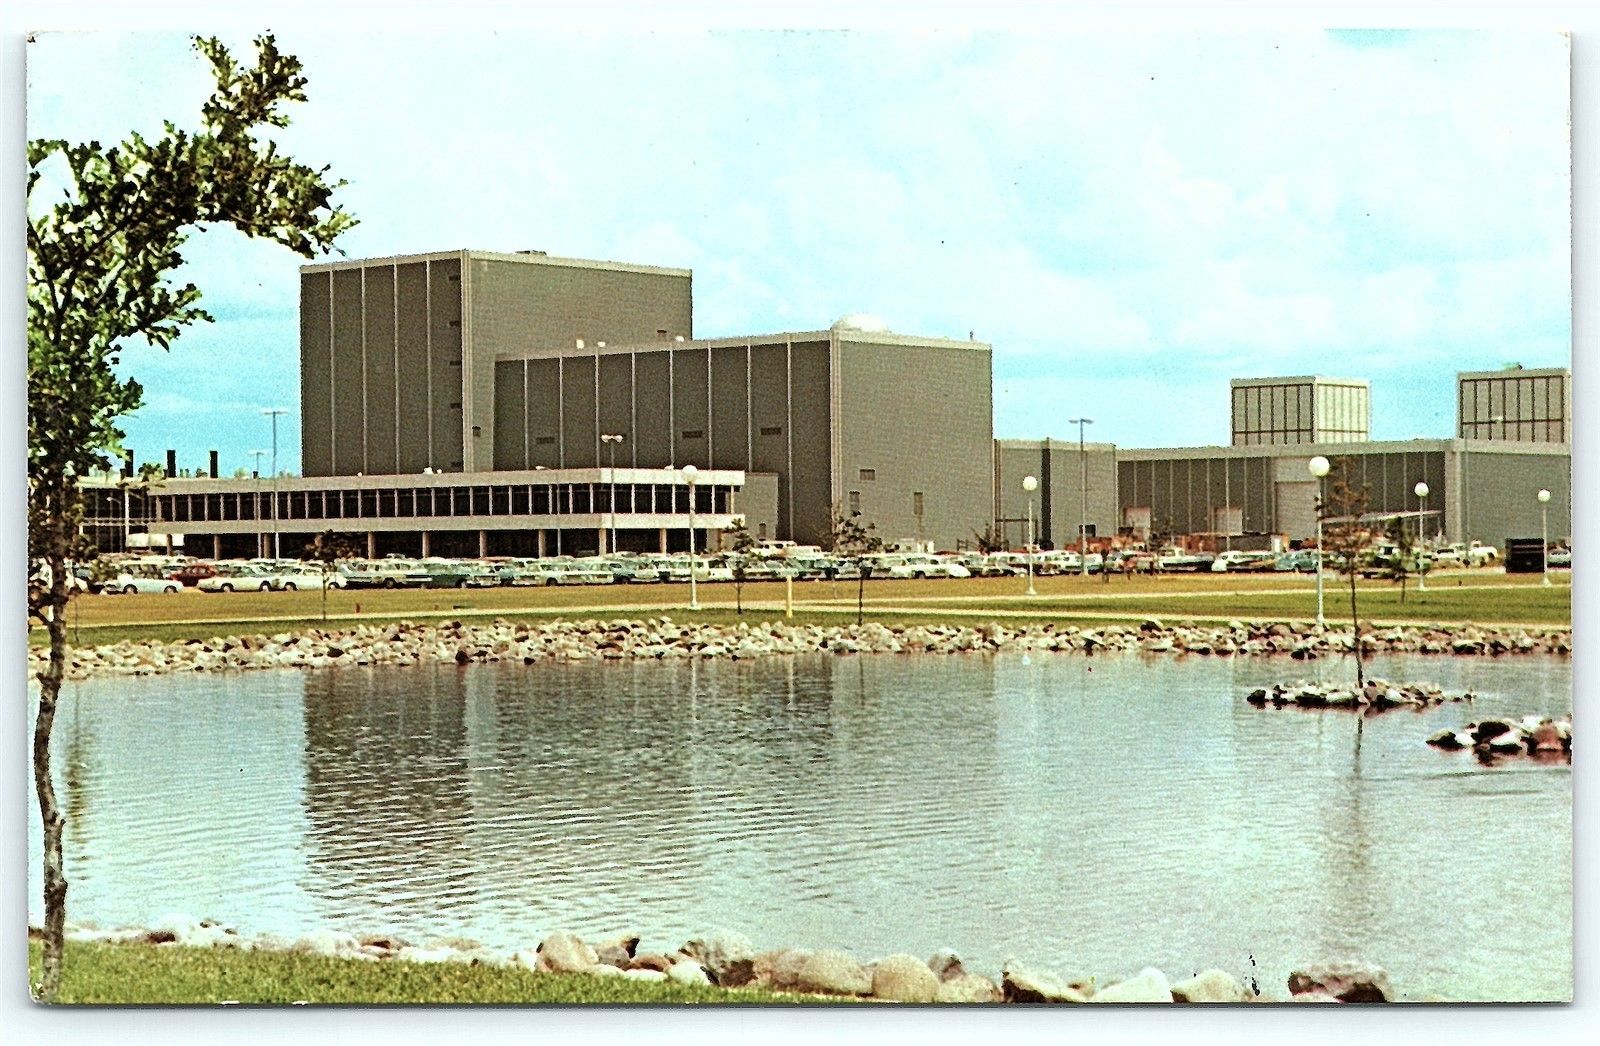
[{"x1": 26, "y1": 26, "x2": 1572, "y2": 476}]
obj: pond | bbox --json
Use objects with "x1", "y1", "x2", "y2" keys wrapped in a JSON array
[{"x1": 28, "y1": 651, "x2": 1572, "y2": 1001}]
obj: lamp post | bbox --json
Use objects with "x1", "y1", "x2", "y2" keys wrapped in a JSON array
[
  {"x1": 249, "y1": 450, "x2": 268, "y2": 558},
  {"x1": 262, "y1": 408, "x2": 287, "y2": 559},
  {"x1": 1538, "y1": 488, "x2": 1552, "y2": 586},
  {"x1": 682, "y1": 464, "x2": 700, "y2": 610},
  {"x1": 601, "y1": 434, "x2": 625, "y2": 555},
  {"x1": 1022, "y1": 475, "x2": 1038, "y2": 596},
  {"x1": 1309, "y1": 455, "x2": 1331, "y2": 626},
  {"x1": 1414, "y1": 481, "x2": 1429, "y2": 592},
  {"x1": 1069, "y1": 417, "x2": 1094, "y2": 575}
]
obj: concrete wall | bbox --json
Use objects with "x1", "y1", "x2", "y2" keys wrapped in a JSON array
[
  {"x1": 1116, "y1": 444, "x2": 1451, "y2": 543},
  {"x1": 835, "y1": 336, "x2": 993, "y2": 551},
  {"x1": 488, "y1": 335, "x2": 837, "y2": 546},
  {"x1": 993, "y1": 441, "x2": 1118, "y2": 549},
  {"x1": 300, "y1": 257, "x2": 465, "y2": 477},
  {"x1": 1457, "y1": 448, "x2": 1571, "y2": 546},
  {"x1": 729, "y1": 472, "x2": 781, "y2": 547}
]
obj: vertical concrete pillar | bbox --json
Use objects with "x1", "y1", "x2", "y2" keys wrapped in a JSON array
[
  {"x1": 537, "y1": 530, "x2": 547, "y2": 557},
  {"x1": 366, "y1": 531, "x2": 376, "y2": 559},
  {"x1": 212, "y1": 534, "x2": 221, "y2": 560},
  {"x1": 658, "y1": 527, "x2": 669, "y2": 553},
  {"x1": 420, "y1": 530, "x2": 431, "y2": 557},
  {"x1": 478, "y1": 529, "x2": 489, "y2": 558},
  {"x1": 597, "y1": 526, "x2": 608, "y2": 555}
]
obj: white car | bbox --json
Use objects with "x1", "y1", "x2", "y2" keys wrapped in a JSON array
[
  {"x1": 104, "y1": 572, "x2": 181, "y2": 595},
  {"x1": 267, "y1": 567, "x2": 345, "y2": 591},
  {"x1": 877, "y1": 553, "x2": 972, "y2": 579},
  {"x1": 1466, "y1": 542, "x2": 1499, "y2": 566},
  {"x1": 198, "y1": 564, "x2": 276, "y2": 592}
]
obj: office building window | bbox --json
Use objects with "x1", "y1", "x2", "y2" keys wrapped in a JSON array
[
  {"x1": 760, "y1": 426, "x2": 783, "y2": 436},
  {"x1": 913, "y1": 491, "x2": 924, "y2": 516},
  {"x1": 682, "y1": 429, "x2": 704, "y2": 440},
  {"x1": 859, "y1": 468, "x2": 876, "y2": 481},
  {"x1": 848, "y1": 490, "x2": 861, "y2": 514}
]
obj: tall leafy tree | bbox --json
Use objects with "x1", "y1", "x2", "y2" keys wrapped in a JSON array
[{"x1": 27, "y1": 34, "x2": 355, "y2": 1000}]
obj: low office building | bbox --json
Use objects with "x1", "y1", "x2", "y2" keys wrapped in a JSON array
[{"x1": 81, "y1": 467, "x2": 767, "y2": 560}]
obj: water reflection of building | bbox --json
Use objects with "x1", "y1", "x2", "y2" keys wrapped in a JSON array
[{"x1": 299, "y1": 666, "x2": 477, "y2": 927}]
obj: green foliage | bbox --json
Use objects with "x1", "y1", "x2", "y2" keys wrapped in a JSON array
[
  {"x1": 721, "y1": 518, "x2": 759, "y2": 614},
  {"x1": 971, "y1": 523, "x2": 1006, "y2": 554},
  {"x1": 828, "y1": 504, "x2": 885, "y2": 626},
  {"x1": 27, "y1": 33, "x2": 354, "y2": 1002},
  {"x1": 28, "y1": 940, "x2": 838, "y2": 1006}
]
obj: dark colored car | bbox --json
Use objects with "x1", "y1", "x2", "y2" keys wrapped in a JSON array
[{"x1": 168, "y1": 562, "x2": 219, "y2": 587}]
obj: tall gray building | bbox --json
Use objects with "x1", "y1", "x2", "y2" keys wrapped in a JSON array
[{"x1": 1230, "y1": 376, "x2": 1370, "y2": 446}]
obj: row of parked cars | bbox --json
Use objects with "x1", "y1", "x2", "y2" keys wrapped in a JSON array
[{"x1": 52, "y1": 536, "x2": 1537, "y2": 597}]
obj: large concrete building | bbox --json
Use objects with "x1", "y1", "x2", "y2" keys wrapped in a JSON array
[{"x1": 86, "y1": 250, "x2": 995, "y2": 556}]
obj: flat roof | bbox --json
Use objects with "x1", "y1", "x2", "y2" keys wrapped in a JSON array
[
  {"x1": 1228, "y1": 376, "x2": 1369, "y2": 388},
  {"x1": 1456, "y1": 367, "x2": 1571, "y2": 380},
  {"x1": 1117, "y1": 438, "x2": 1569, "y2": 460},
  {"x1": 300, "y1": 249, "x2": 692, "y2": 279},
  {"x1": 87, "y1": 466, "x2": 754, "y2": 495},
  {"x1": 995, "y1": 439, "x2": 1118, "y2": 453},
  {"x1": 495, "y1": 328, "x2": 991, "y2": 361}
]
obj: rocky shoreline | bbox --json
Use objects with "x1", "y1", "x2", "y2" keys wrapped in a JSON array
[
  {"x1": 55, "y1": 917, "x2": 1405, "y2": 1004},
  {"x1": 1428, "y1": 715, "x2": 1573, "y2": 759},
  {"x1": 35, "y1": 617, "x2": 1572, "y2": 681},
  {"x1": 1247, "y1": 677, "x2": 1474, "y2": 712}
]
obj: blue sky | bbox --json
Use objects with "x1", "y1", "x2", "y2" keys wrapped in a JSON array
[{"x1": 27, "y1": 28, "x2": 1571, "y2": 476}]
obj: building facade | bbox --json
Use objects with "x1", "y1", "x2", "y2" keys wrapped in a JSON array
[
  {"x1": 1457, "y1": 367, "x2": 1571, "y2": 443},
  {"x1": 992, "y1": 439, "x2": 1120, "y2": 550}
]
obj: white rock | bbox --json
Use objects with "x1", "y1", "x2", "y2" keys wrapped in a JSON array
[{"x1": 1091, "y1": 967, "x2": 1173, "y2": 1003}]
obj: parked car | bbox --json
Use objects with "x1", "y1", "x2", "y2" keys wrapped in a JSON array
[
  {"x1": 876, "y1": 552, "x2": 972, "y2": 579},
  {"x1": 1547, "y1": 546, "x2": 1572, "y2": 569},
  {"x1": 1210, "y1": 550, "x2": 1277, "y2": 573},
  {"x1": 1465, "y1": 541, "x2": 1499, "y2": 566},
  {"x1": 198, "y1": 563, "x2": 276, "y2": 592},
  {"x1": 265, "y1": 566, "x2": 345, "y2": 591},
  {"x1": 1274, "y1": 550, "x2": 1320, "y2": 573},
  {"x1": 167, "y1": 562, "x2": 219, "y2": 587},
  {"x1": 104, "y1": 570, "x2": 181, "y2": 595}
]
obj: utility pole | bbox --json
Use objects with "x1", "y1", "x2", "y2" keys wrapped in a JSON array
[
  {"x1": 602, "y1": 434, "x2": 625, "y2": 555},
  {"x1": 249, "y1": 449, "x2": 268, "y2": 558},
  {"x1": 1069, "y1": 417, "x2": 1094, "y2": 575},
  {"x1": 263, "y1": 408, "x2": 287, "y2": 559}
]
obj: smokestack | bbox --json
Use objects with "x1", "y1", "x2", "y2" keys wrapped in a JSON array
[
  {"x1": 209, "y1": 450, "x2": 219, "y2": 478},
  {"x1": 166, "y1": 449, "x2": 177, "y2": 477}
]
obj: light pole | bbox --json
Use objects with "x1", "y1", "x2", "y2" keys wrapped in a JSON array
[
  {"x1": 249, "y1": 450, "x2": 268, "y2": 558},
  {"x1": 682, "y1": 464, "x2": 700, "y2": 610},
  {"x1": 1069, "y1": 417, "x2": 1093, "y2": 575},
  {"x1": 1414, "y1": 481, "x2": 1429, "y2": 592},
  {"x1": 262, "y1": 408, "x2": 287, "y2": 559},
  {"x1": 1538, "y1": 488, "x2": 1552, "y2": 586},
  {"x1": 1022, "y1": 475, "x2": 1038, "y2": 596},
  {"x1": 1309, "y1": 455, "x2": 1331, "y2": 626},
  {"x1": 601, "y1": 434, "x2": 625, "y2": 555}
]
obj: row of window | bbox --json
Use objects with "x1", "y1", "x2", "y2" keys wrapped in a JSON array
[{"x1": 94, "y1": 482, "x2": 734, "y2": 526}]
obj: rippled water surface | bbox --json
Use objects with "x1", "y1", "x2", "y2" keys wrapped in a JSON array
[{"x1": 29, "y1": 652, "x2": 1571, "y2": 1000}]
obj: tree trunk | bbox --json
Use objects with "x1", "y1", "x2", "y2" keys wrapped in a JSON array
[
  {"x1": 857, "y1": 571, "x2": 866, "y2": 626},
  {"x1": 33, "y1": 542, "x2": 69, "y2": 1001},
  {"x1": 321, "y1": 572, "x2": 329, "y2": 621},
  {"x1": 1348, "y1": 570, "x2": 1365, "y2": 689},
  {"x1": 735, "y1": 576, "x2": 743, "y2": 615}
]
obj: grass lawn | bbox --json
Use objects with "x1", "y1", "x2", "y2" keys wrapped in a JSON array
[
  {"x1": 30, "y1": 569, "x2": 1568, "y2": 648},
  {"x1": 27, "y1": 940, "x2": 834, "y2": 1005}
]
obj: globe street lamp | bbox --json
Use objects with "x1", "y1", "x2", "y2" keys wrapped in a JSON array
[
  {"x1": 1538, "y1": 488, "x2": 1552, "y2": 586},
  {"x1": 682, "y1": 464, "x2": 700, "y2": 610},
  {"x1": 1022, "y1": 475, "x2": 1038, "y2": 596},
  {"x1": 1308, "y1": 456, "x2": 1331, "y2": 626},
  {"x1": 1414, "y1": 481, "x2": 1429, "y2": 592}
]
